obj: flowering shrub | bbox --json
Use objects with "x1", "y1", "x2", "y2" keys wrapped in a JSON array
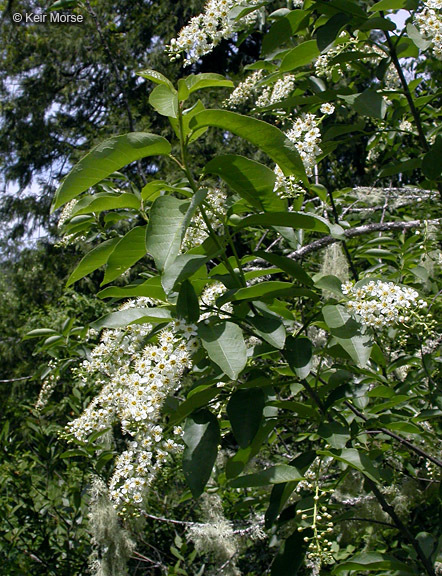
[{"x1": 27, "y1": 0, "x2": 442, "y2": 574}]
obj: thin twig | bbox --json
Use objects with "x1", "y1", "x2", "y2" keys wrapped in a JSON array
[
  {"x1": 0, "y1": 375, "x2": 32, "y2": 383},
  {"x1": 345, "y1": 401, "x2": 442, "y2": 469},
  {"x1": 287, "y1": 219, "x2": 440, "y2": 261},
  {"x1": 366, "y1": 479, "x2": 436, "y2": 576}
]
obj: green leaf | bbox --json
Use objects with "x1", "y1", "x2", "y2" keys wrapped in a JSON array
[
  {"x1": 162, "y1": 254, "x2": 209, "y2": 295},
  {"x1": 185, "y1": 73, "x2": 234, "y2": 94},
  {"x1": 183, "y1": 410, "x2": 220, "y2": 498},
  {"x1": 97, "y1": 276, "x2": 167, "y2": 301},
  {"x1": 137, "y1": 68, "x2": 175, "y2": 89},
  {"x1": 145, "y1": 196, "x2": 190, "y2": 272},
  {"x1": 323, "y1": 305, "x2": 372, "y2": 367},
  {"x1": 358, "y1": 16, "x2": 397, "y2": 31},
  {"x1": 66, "y1": 237, "x2": 120, "y2": 286},
  {"x1": 52, "y1": 133, "x2": 171, "y2": 210},
  {"x1": 177, "y1": 280, "x2": 200, "y2": 323},
  {"x1": 199, "y1": 321, "x2": 247, "y2": 380},
  {"x1": 226, "y1": 421, "x2": 275, "y2": 478},
  {"x1": 318, "y1": 422, "x2": 350, "y2": 449},
  {"x1": 255, "y1": 251, "x2": 313, "y2": 285},
  {"x1": 422, "y1": 136, "x2": 442, "y2": 180},
  {"x1": 271, "y1": 531, "x2": 306, "y2": 576},
  {"x1": 23, "y1": 328, "x2": 59, "y2": 340},
  {"x1": 379, "y1": 157, "x2": 421, "y2": 177},
  {"x1": 230, "y1": 464, "x2": 303, "y2": 488},
  {"x1": 353, "y1": 89, "x2": 387, "y2": 119},
  {"x1": 249, "y1": 315, "x2": 286, "y2": 349},
  {"x1": 406, "y1": 23, "x2": 432, "y2": 50},
  {"x1": 283, "y1": 336, "x2": 312, "y2": 379},
  {"x1": 319, "y1": 448, "x2": 381, "y2": 483},
  {"x1": 91, "y1": 307, "x2": 171, "y2": 330},
  {"x1": 280, "y1": 40, "x2": 320, "y2": 72},
  {"x1": 189, "y1": 110, "x2": 307, "y2": 181},
  {"x1": 170, "y1": 386, "x2": 221, "y2": 425},
  {"x1": 261, "y1": 10, "x2": 310, "y2": 56},
  {"x1": 149, "y1": 84, "x2": 179, "y2": 118},
  {"x1": 235, "y1": 212, "x2": 336, "y2": 234},
  {"x1": 220, "y1": 282, "x2": 307, "y2": 304},
  {"x1": 204, "y1": 155, "x2": 285, "y2": 212},
  {"x1": 70, "y1": 192, "x2": 140, "y2": 216},
  {"x1": 101, "y1": 226, "x2": 147, "y2": 285},
  {"x1": 370, "y1": 0, "x2": 417, "y2": 11},
  {"x1": 334, "y1": 552, "x2": 415, "y2": 573},
  {"x1": 314, "y1": 274, "x2": 344, "y2": 297},
  {"x1": 227, "y1": 388, "x2": 265, "y2": 448},
  {"x1": 317, "y1": 13, "x2": 350, "y2": 52}
]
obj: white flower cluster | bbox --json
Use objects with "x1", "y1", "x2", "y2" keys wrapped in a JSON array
[
  {"x1": 65, "y1": 298, "x2": 199, "y2": 509},
  {"x1": 224, "y1": 70, "x2": 264, "y2": 108},
  {"x1": 200, "y1": 281, "x2": 232, "y2": 319},
  {"x1": 314, "y1": 34, "x2": 358, "y2": 79},
  {"x1": 58, "y1": 199, "x2": 78, "y2": 228},
  {"x1": 256, "y1": 75, "x2": 296, "y2": 108},
  {"x1": 35, "y1": 363, "x2": 60, "y2": 410},
  {"x1": 167, "y1": 0, "x2": 262, "y2": 66},
  {"x1": 273, "y1": 165, "x2": 305, "y2": 199},
  {"x1": 342, "y1": 280, "x2": 426, "y2": 328},
  {"x1": 415, "y1": 0, "x2": 442, "y2": 59},
  {"x1": 286, "y1": 113, "x2": 322, "y2": 177},
  {"x1": 182, "y1": 188, "x2": 226, "y2": 251},
  {"x1": 399, "y1": 119, "x2": 414, "y2": 132}
]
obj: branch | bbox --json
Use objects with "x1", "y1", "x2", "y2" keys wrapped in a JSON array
[
  {"x1": 366, "y1": 479, "x2": 436, "y2": 576},
  {"x1": 0, "y1": 375, "x2": 32, "y2": 383},
  {"x1": 345, "y1": 401, "x2": 442, "y2": 469},
  {"x1": 287, "y1": 219, "x2": 440, "y2": 260}
]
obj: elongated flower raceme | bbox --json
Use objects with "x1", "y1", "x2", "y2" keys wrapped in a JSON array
[
  {"x1": 415, "y1": 0, "x2": 442, "y2": 58},
  {"x1": 167, "y1": 0, "x2": 263, "y2": 66},
  {"x1": 64, "y1": 297, "x2": 199, "y2": 510}
]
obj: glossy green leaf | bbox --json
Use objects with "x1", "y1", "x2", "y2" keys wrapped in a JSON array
[
  {"x1": 235, "y1": 212, "x2": 336, "y2": 233},
  {"x1": 230, "y1": 464, "x2": 303, "y2": 488},
  {"x1": 177, "y1": 280, "x2": 200, "y2": 323},
  {"x1": 249, "y1": 315, "x2": 286, "y2": 349},
  {"x1": 271, "y1": 531, "x2": 306, "y2": 576},
  {"x1": 204, "y1": 155, "x2": 285, "y2": 212},
  {"x1": 314, "y1": 274, "x2": 344, "y2": 297},
  {"x1": 227, "y1": 388, "x2": 265, "y2": 448},
  {"x1": 189, "y1": 110, "x2": 307, "y2": 181},
  {"x1": 137, "y1": 68, "x2": 175, "y2": 89},
  {"x1": 91, "y1": 307, "x2": 171, "y2": 330},
  {"x1": 422, "y1": 135, "x2": 442, "y2": 180},
  {"x1": 283, "y1": 336, "x2": 312, "y2": 379},
  {"x1": 334, "y1": 552, "x2": 415, "y2": 573},
  {"x1": 199, "y1": 321, "x2": 247, "y2": 380},
  {"x1": 23, "y1": 328, "x2": 59, "y2": 340},
  {"x1": 317, "y1": 13, "x2": 350, "y2": 52},
  {"x1": 318, "y1": 422, "x2": 350, "y2": 449},
  {"x1": 226, "y1": 421, "x2": 275, "y2": 479},
  {"x1": 220, "y1": 281, "x2": 304, "y2": 304},
  {"x1": 185, "y1": 73, "x2": 234, "y2": 94},
  {"x1": 149, "y1": 84, "x2": 179, "y2": 118},
  {"x1": 145, "y1": 196, "x2": 190, "y2": 272},
  {"x1": 71, "y1": 192, "x2": 140, "y2": 216},
  {"x1": 323, "y1": 305, "x2": 372, "y2": 367},
  {"x1": 280, "y1": 40, "x2": 320, "y2": 72},
  {"x1": 66, "y1": 237, "x2": 120, "y2": 287},
  {"x1": 102, "y1": 226, "x2": 147, "y2": 285},
  {"x1": 162, "y1": 254, "x2": 209, "y2": 295},
  {"x1": 170, "y1": 387, "x2": 221, "y2": 425},
  {"x1": 52, "y1": 133, "x2": 171, "y2": 210},
  {"x1": 255, "y1": 251, "x2": 313, "y2": 285},
  {"x1": 183, "y1": 410, "x2": 220, "y2": 498},
  {"x1": 370, "y1": 0, "x2": 417, "y2": 11},
  {"x1": 97, "y1": 276, "x2": 167, "y2": 301},
  {"x1": 354, "y1": 89, "x2": 387, "y2": 119},
  {"x1": 320, "y1": 448, "x2": 381, "y2": 483},
  {"x1": 261, "y1": 10, "x2": 309, "y2": 56}
]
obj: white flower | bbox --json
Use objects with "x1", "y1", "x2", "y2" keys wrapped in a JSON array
[{"x1": 320, "y1": 103, "x2": 335, "y2": 115}]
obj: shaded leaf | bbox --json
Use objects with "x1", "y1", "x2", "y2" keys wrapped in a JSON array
[{"x1": 227, "y1": 388, "x2": 265, "y2": 448}]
